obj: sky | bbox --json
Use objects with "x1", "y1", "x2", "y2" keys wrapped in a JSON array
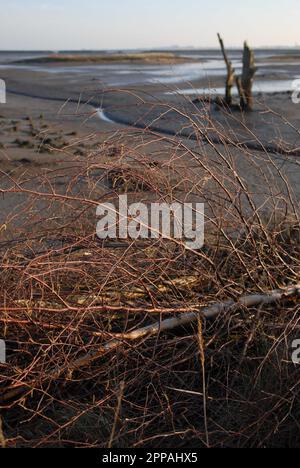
[{"x1": 0, "y1": 0, "x2": 299, "y2": 50}]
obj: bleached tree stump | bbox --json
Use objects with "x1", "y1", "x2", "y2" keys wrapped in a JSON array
[
  {"x1": 240, "y1": 41, "x2": 257, "y2": 110},
  {"x1": 217, "y1": 33, "x2": 235, "y2": 106}
]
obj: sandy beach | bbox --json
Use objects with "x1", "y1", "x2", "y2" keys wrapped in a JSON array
[{"x1": 2, "y1": 0, "x2": 300, "y2": 448}]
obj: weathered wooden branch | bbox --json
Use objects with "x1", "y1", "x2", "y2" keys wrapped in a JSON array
[
  {"x1": 1, "y1": 283, "x2": 299, "y2": 404},
  {"x1": 217, "y1": 33, "x2": 235, "y2": 106},
  {"x1": 240, "y1": 41, "x2": 257, "y2": 110}
]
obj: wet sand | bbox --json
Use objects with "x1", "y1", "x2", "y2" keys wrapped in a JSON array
[{"x1": 0, "y1": 58, "x2": 299, "y2": 230}]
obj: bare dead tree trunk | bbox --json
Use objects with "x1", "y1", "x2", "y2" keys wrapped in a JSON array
[
  {"x1": 217, "y1": 33, "x2": 235, "y2": 106},
  {"x1": 240, "y1": 41, "x2": 257, "y2": 110}
]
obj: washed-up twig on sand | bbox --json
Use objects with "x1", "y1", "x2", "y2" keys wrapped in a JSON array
[{"x1": 1, "y1": 283, "x2": 299, "y2": 404}]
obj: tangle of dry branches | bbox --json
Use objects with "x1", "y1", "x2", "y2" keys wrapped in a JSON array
[{"x1": 0, "y1": 94, "x2": 299, "y2": 448}]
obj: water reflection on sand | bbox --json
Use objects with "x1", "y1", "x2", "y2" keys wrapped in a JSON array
[
  {"x1": 0, "y1": 54, "x2": 299, "y2": 91},
  {"x1": 166, "y1": 79, "x2": 298, "y2": 96}
]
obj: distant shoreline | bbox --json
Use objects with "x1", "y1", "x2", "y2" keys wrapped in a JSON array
[{"x1": 12, "y1": 52, "x2": 197, "y2": 66}]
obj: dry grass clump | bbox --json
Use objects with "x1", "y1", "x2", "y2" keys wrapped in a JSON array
[{"x1": 0, "y1": 100, "x2": 299, "y2": 448}]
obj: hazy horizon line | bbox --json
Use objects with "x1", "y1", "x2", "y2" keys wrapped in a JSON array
[{"x1": 0, "y1": 45, "x2": 300, "y2": 53}]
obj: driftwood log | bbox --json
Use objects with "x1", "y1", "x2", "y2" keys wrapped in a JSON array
[{"x1": 1, "y1": 283, "x2": 299, "y2": 404}]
